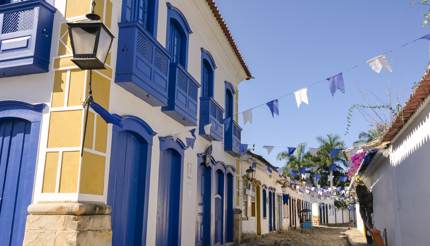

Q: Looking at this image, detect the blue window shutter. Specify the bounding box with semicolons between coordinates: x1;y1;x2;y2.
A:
262;189;267;218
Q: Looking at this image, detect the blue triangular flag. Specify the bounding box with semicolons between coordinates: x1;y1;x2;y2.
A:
299;167;306;174
266;99;279;117
329;163;337;172
315;173;321;182
327;73;345;96
288;147;296;156
420;33;430;40
89;100;122;126
186;137;196;149
189;128;196;138
330;148;342;158
239;144;248;155
339;176;348;182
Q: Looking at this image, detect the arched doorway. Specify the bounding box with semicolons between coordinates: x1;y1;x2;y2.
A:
0;101;44;246
108;116;155;246
156;137;185;246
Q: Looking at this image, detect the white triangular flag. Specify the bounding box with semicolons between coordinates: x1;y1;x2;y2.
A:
263;145;275;155
367;55;392;74
204;123;212;135
243;109;253;124
294;88;309;108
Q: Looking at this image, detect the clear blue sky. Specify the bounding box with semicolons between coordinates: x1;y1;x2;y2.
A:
216;0;430;167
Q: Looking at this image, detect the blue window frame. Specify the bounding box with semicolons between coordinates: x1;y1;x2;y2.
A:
201;48;216;98
122;0;158;36
166;3;191;69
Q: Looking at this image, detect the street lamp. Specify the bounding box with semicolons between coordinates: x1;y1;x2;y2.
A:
67;1;114;155
67;2;114;70
245;165;255;181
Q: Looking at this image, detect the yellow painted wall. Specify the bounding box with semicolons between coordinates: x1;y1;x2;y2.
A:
41;0;113;198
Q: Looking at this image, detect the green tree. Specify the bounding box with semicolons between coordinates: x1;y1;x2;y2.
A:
278;143;315;181
353;123;386;146
314;134;346;187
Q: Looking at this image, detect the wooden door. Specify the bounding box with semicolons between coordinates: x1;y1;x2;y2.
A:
196;164;211;246
0;118;38;246
108;130;149;246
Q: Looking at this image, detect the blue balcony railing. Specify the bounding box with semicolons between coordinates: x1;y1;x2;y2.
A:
224;119;241;156
162;62;199;126
199;97;224;141
0;0;55;78
115;22;170;106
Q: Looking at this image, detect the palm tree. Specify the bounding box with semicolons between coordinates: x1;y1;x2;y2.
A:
315;134;346;187
278;143;315;181
353;124;386;146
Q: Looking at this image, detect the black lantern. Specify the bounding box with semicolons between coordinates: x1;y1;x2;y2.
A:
245;166;255;180
67;2;114;70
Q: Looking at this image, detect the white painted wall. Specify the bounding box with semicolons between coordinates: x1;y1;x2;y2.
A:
361;99;430;246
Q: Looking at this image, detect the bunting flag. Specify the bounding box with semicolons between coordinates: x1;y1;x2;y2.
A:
339;176;348;182
89;100;122;126
189;128;196;138
287;147;296;156
315;173;321;182
330;148;342;158
420;33;430;40
294;88;309;108
288;169;299;177
367;55;392;74
266;99;279;117
204;123;212;135
328;73;345;96
263;145;274;155
239;144;248;155
329;163;337;172
243;109;253;124
299;167;307;174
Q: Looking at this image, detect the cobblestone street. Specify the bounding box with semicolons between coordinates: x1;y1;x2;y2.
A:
239;227;349;246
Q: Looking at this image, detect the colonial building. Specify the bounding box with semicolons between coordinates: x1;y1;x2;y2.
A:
352;68;430;246
0;0;251;245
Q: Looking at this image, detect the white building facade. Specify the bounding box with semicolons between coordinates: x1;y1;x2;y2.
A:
0;0;251;245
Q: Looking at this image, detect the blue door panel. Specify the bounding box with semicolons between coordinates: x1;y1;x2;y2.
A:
108;130;149;246
0;118;36;246
225;174;234;242
156;149;182;246
196;164;211;246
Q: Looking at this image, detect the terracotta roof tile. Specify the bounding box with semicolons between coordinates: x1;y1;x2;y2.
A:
205;0;252;80
382;68;430;142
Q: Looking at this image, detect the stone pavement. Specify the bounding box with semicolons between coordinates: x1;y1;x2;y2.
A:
344;228;369;246
239;226;349;246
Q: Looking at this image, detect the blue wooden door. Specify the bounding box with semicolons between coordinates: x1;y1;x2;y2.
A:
108;130;149;246
214;170;224;245
0;118;37;246
196;164;211;246
225;173;234;242
156;149;182;246
268;191;273;231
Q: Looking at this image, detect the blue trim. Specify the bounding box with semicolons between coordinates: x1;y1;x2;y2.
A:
108;115;155;246
196;157;212;246
224;81;235;95
166;3;192;33
0;100;43;245
113;114;156;143
0;100;46;122
201;48;217;69
262;188;267;218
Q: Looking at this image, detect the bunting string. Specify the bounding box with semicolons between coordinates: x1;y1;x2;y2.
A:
234;34;430;123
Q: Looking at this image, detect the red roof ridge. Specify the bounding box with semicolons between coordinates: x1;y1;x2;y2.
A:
382;67;430;142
